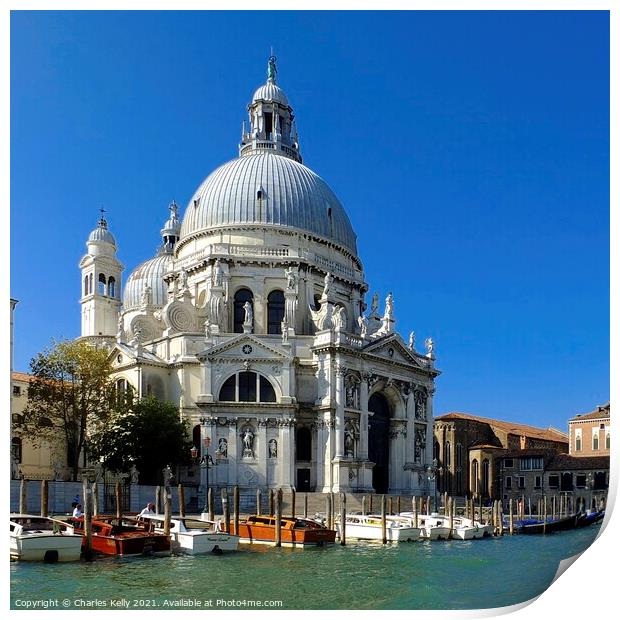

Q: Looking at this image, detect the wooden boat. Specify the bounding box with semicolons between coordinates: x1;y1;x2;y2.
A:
576;510;605;528
10;514;83;562
335;514;421;542
68;515;171;556
518;514;578;535
230;515;336;547
140;514;239;554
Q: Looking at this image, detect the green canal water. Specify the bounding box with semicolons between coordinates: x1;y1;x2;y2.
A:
11;525;601;610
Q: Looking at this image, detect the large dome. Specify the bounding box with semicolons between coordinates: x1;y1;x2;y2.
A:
179;153;358;254
122;253;173;310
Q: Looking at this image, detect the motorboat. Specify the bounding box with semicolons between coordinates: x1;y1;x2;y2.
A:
335;514;421;542
68;514;171;556
10;514;83;562
230;515;336;547
140;514;239;554
399;513;451;540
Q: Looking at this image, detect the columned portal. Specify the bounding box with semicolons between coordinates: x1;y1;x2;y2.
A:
368;392;390;493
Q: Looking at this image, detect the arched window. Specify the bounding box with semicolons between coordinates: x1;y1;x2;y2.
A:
98;273;107;296
233;289;253;333
482;459;490;496
218;372;277;403
471;460;479;495
593;434;599;451
115;378;134;407
11;437;22;463
267;290;285;334
84;275;89;296
606;433;610;450
456;443;463;465
296;427;312;461
192;425;202;457
89;274;93;295
108;276;116;298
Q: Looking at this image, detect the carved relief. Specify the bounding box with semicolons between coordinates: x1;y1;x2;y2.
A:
345;373;361;409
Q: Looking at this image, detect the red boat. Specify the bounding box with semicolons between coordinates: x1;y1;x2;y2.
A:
231;515;336;547
68;515;171;557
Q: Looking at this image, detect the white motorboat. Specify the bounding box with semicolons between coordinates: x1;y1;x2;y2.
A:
399;513;451;540
458;516;493;537
140;514;239;554
335;514;421;542
10;514;83;562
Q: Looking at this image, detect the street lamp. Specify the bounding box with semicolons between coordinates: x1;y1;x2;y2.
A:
191;438;220;514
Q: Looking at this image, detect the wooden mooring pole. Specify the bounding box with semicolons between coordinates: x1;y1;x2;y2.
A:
91;482;99;516
163;488;172;536
291;488;296;518
82;477;93;561
369;494;373;514
115;480;122;519
275;489;282;547
256;488;262;516
208;488;214;521
155;486;162;515
499;501;504;536
388;496;393;515
40;480;48;517
326;493;332;531
448;497;454;539
233;486;240;536
303;493;308;518
340;493;347;546
362;495;367;516
381;495;387;544
509;499;514;535
221;488;230;533
19;479;27;514
543;496;547;534
269;489;275;516
396;496;401;515
413;496;418;528
178;484;186;518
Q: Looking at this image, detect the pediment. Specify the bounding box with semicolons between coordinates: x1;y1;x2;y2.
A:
107;343;167;368
363;334;425;367
201;334;289;361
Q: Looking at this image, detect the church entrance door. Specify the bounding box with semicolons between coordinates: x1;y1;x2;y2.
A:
368;392;390;494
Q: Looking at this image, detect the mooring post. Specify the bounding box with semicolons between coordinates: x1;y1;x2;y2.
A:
479;494;483;524
178;484;186;518
340;493;346;546
413;495;418;528
381;495;387;545
448;497;454;539
291;488;296;518
155;486;162;515
256;488;262;516
82;477;93;561
221;488;230;533
19;478;27;514
326;493;332;531
208;488;214;522
233;486;240;536
427;495;432;515
543;496;547;534
269;489;275;516
91;482;99;516
396;495;401;515
164;488;172;536
369;494;373;514
362;495;367;516
330;492;335;528
499;501;504;536
552;495;556;521
443;492;448;516
115;480;122;519
275;489;282;547
509;499;514;535
388;496;393;515
40;480;49;517
303;493;308;518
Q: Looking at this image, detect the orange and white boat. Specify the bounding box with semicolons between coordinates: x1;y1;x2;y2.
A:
230;515;336;547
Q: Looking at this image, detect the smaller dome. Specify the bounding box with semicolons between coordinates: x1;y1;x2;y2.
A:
122;253;173;310
160;200;181;239
252;81;289;107
88;219;116;246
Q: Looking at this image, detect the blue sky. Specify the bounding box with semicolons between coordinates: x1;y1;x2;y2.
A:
10;11;609;431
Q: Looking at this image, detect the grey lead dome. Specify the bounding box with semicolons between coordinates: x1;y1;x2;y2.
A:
180;153;358;254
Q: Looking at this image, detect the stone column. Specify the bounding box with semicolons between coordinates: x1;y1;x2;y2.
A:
321;416;335;493
425;388;435;466
278;419;294;490
334;362;346;458
314;422;325;491
359;373;370;460
227;419;238;487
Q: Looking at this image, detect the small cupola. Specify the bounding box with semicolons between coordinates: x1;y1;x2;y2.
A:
160;200;181;252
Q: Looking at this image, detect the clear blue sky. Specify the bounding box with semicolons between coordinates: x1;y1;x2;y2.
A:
10;11;609;431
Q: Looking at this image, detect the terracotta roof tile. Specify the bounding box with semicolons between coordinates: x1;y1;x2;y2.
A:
547;454;610;470
436;412;568;443
569;403;610;422
11;371;33;383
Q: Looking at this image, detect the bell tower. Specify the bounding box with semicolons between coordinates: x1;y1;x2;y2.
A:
79;210;123;338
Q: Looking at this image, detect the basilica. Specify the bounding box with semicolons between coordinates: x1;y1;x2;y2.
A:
79;58;440;494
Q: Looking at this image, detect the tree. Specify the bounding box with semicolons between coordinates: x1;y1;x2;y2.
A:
88;396;192;485
20;340;115;481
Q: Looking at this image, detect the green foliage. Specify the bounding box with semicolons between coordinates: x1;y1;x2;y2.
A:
20;339;115;481
88;396;192;485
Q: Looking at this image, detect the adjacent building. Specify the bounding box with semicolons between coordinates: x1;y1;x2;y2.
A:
568;402;610;457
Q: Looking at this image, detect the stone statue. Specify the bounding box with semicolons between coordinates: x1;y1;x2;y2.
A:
425;337;434;358
178;270;189;293
242;428;255;458
281;316;289;344
344;427;355;457
204;319;211;339
117;314;124;338
218;437;228;458
140;284;152;307
322;272;334;298
408;331;415;350
129;464;139;484
333;306;345;331
213;259;223;287
269;438;278;459
383;292;394;321
243;301;253;328
285;267;297;290
370;293;379;317
267;55;277;81
358;314;368;338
